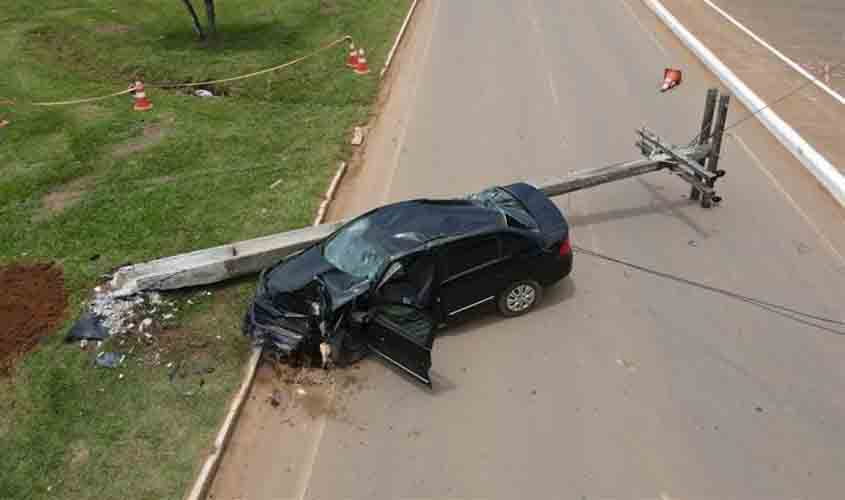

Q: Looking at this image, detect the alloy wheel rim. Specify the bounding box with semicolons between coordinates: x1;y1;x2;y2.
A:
506;284;536;312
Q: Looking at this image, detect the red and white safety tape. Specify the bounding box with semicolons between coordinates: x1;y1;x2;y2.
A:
0;35;354;108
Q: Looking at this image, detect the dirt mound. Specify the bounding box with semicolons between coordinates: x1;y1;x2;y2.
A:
0;263;67;373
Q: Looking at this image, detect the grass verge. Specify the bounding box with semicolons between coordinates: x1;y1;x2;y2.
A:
0;1;410;498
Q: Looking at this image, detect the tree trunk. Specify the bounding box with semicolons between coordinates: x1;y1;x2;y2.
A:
204;0;217;38
181;0;206;39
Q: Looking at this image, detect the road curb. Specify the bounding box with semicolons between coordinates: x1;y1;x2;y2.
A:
314;162;348;225
380;0;422;78
184;347;261;500
642;0;845;207
182;3;423;494
183;160;348;500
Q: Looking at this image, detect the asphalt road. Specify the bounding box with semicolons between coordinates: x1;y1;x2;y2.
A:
210;1;845;499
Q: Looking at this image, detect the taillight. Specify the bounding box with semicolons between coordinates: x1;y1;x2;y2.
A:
559;237;572;256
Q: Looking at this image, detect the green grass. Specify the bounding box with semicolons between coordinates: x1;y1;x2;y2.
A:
0;1;410;498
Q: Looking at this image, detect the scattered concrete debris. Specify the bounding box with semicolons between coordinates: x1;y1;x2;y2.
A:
84;288;180;338
89;290;145;336
351;126;365;146
616;358;637;372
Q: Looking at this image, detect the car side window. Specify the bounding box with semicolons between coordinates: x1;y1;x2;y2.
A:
443;236;500;279
500;232;538;257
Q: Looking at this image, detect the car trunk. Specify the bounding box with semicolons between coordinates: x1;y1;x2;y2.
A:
503;182;569;247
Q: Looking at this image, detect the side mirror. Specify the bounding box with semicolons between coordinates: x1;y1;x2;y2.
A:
376;262;403;292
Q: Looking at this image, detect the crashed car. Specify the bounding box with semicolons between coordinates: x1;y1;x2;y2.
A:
242;182;572;385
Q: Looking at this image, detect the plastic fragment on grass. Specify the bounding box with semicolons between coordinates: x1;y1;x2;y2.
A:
66;312;109;342
96;351;126;368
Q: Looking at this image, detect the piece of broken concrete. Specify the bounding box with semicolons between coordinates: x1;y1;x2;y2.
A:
351;126;365;146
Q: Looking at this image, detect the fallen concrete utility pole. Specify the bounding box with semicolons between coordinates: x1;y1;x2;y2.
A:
110;89;730;296
111;222;345;297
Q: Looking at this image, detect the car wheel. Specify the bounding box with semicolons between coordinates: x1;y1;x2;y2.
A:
497;280;543;317
334;330;370;366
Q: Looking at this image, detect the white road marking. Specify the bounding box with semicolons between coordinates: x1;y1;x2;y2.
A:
731;132;845;267
547;72;560;107
523;0;571;209
702;0;845;105
530;15;541;34
619;0;668;55
293;384;336;500
296;1;440;497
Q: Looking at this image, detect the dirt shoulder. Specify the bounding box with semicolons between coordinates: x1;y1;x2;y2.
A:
659;0;845;175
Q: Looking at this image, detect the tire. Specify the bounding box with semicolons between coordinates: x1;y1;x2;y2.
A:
336;330;370;366
497;280;543;317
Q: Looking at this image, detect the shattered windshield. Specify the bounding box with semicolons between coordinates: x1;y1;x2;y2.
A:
467;187;538;231
323;216;390;281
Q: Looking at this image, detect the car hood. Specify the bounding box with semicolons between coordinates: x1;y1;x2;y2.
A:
261;245;371;307
248;245;371;351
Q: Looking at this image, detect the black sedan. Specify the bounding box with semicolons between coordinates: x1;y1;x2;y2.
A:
243;182;572;385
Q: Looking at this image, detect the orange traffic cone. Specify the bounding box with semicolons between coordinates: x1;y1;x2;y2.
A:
132;80;153;111
346;42;358;68
354;48;370;75
661;68;682;92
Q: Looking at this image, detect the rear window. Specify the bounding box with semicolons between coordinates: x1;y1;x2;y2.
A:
467;187;538;231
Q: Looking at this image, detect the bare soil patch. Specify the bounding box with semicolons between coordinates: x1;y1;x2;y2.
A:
95;23;130;34
0;263;67;373
320;0;340;15
111;124;166;158
69;441;90;468
39;174;96;217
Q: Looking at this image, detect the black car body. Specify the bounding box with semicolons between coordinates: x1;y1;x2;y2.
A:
243;182;572;385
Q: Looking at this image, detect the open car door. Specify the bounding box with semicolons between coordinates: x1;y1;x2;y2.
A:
363;304;435;386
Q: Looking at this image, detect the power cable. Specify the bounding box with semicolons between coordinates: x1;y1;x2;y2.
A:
574;244;845;335
687;60;845;147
